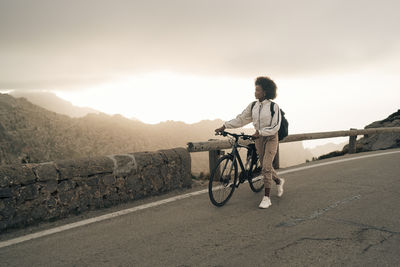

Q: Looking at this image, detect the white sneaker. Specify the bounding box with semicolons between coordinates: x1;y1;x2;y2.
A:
277;178;285;197
258;196;272;209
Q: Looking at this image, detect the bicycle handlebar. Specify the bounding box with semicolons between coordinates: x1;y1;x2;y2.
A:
216;130;255;141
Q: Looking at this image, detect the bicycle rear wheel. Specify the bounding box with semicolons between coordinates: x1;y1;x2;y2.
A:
248;157;264;192
208;155;238;207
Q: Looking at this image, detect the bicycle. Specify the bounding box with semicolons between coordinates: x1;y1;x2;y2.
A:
208;131;264;207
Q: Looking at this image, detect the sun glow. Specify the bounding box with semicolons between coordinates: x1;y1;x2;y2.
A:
51;69;400;149
54;72;252;124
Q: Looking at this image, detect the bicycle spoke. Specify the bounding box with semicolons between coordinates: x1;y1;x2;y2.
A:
209;156;237;206
248;158;264;192
252;175;263;182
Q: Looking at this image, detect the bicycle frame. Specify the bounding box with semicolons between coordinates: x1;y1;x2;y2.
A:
208;131;264;206
225;137;257;186
230;144;246;175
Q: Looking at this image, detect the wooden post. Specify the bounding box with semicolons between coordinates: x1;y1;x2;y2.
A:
207;138;222;179
273;144;280;169
209;150;221;179
348;128;357;154
209;150;220;173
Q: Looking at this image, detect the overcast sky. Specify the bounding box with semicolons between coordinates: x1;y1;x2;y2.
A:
1;0;399;146
1;0;399;88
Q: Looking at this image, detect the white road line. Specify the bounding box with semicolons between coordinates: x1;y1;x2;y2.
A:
1;149;399;249
0;189;208;249
278;150;400;175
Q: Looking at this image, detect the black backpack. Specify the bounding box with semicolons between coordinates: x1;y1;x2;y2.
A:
251;101;289;141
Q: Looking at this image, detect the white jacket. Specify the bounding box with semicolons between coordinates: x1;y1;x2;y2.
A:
224;99;281;136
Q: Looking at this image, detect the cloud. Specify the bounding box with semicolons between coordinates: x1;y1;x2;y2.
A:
1;0;399;90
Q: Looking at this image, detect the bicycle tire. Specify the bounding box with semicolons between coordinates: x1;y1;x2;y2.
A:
208;155;238;207
248;157;264;193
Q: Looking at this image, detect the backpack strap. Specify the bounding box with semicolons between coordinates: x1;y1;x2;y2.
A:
251;101;257;112
270;101;275;117
270;101;275;125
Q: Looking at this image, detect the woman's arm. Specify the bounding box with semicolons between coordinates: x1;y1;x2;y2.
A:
223;102;253;129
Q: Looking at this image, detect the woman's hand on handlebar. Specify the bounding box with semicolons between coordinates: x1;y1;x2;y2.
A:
215;125;226;134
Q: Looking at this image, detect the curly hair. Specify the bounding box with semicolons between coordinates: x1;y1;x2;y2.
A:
255;76;277;100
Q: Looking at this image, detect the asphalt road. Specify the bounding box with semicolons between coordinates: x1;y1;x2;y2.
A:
1;149;400;266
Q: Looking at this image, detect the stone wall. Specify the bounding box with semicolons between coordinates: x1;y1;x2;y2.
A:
0;147;191;231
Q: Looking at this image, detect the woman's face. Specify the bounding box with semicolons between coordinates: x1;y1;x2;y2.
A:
255;85;265;100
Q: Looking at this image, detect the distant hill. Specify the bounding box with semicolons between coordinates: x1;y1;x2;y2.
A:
279;142;313;167
0;93;335;174
307;142;346;158
9;91;100;117
0;93;225;173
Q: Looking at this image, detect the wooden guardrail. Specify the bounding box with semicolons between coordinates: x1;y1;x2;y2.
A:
187;127;400;173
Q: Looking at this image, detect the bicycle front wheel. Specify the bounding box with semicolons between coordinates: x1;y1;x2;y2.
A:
208;155;238;207
248;158;264;192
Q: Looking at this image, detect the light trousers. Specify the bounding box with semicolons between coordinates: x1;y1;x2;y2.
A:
254;133;281;189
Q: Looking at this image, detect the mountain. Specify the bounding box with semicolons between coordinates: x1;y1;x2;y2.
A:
279;142;313;168
307;142;347;159
9;91;100;117
0;93;224;173
0;93;329;174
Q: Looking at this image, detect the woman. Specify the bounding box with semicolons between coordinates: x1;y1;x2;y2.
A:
215;76;285;209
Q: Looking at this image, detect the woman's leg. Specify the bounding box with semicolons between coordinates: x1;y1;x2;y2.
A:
255;134;279;196
263;134;280;193
255;137;269;196
272;168;281;185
